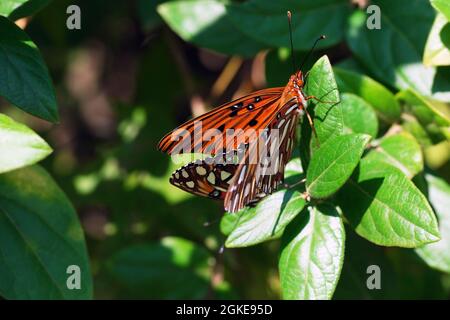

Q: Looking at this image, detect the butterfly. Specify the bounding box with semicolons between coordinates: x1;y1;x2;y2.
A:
158;13;327;213
158;69;321;212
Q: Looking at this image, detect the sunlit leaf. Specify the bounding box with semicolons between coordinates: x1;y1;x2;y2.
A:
279;205;345;300
416;174;450;273
224;190;306;248
306;133;370;198
0;113;52;174
339;159;440;248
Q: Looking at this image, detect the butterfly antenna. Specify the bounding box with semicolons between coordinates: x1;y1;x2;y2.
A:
287;11;296;73
299;35;326;71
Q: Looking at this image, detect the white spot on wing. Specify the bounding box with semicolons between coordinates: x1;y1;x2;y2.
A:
186;181;195;188
221;171;231;181
207;172;216;185
196;166;207;176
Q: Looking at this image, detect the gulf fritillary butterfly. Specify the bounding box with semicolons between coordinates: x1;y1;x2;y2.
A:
158;12;326;213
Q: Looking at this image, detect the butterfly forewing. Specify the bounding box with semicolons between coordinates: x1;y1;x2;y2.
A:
158;88;284;155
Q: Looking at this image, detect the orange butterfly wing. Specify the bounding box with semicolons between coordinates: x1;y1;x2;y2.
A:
158;88;284;155
224;99;301;212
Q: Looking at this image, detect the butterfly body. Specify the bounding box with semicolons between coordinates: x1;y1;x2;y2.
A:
158;71;309;213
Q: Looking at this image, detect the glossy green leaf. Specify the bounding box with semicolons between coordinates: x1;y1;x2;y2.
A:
279;205;345;300
305;55;343;148
397;89;450;143
346;0;450;101
416;174;450;273
224;189;306;248
431;0;450;21
157;0;265;57
423;14;450;67
0;16;58;122
306;133;370;199
0;165;92;299
108;237;211;299
397;89;450;127
339;93;378;137
0;0;52;20
284;156;304;186
365;133;423;179
339;159;440;247
334;67;401;122
0;113;52;174
401;115;434;147
227;0;351;50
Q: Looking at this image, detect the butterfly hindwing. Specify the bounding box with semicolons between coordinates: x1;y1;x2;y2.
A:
170;157;238;200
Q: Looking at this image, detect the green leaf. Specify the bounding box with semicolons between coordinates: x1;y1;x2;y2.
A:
397;89;450;143
416;174;450;273
157;0;265;57
333;226;396;299
367;133;423;179
108;237;211;299
401;115;433;147
346;0;450;101
227;0;351;50
339;93;378;137
224;189;306;248
0;165;92;299
306;133;370;199
0;0;52;20
334;67;401;122
334;226;446;299
365;132;423;179
339;159;440;248
441;23;450;49
0;113;52;174
279;205;345;300
423;14;450;67
0;16;58;122
431;0;450;21
305;55;343;148
397;89;450;128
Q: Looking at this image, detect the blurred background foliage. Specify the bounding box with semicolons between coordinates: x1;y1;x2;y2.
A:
0;0;449;299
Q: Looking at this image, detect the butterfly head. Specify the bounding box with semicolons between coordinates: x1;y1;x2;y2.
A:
293;70;304;88
288;70;304;92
